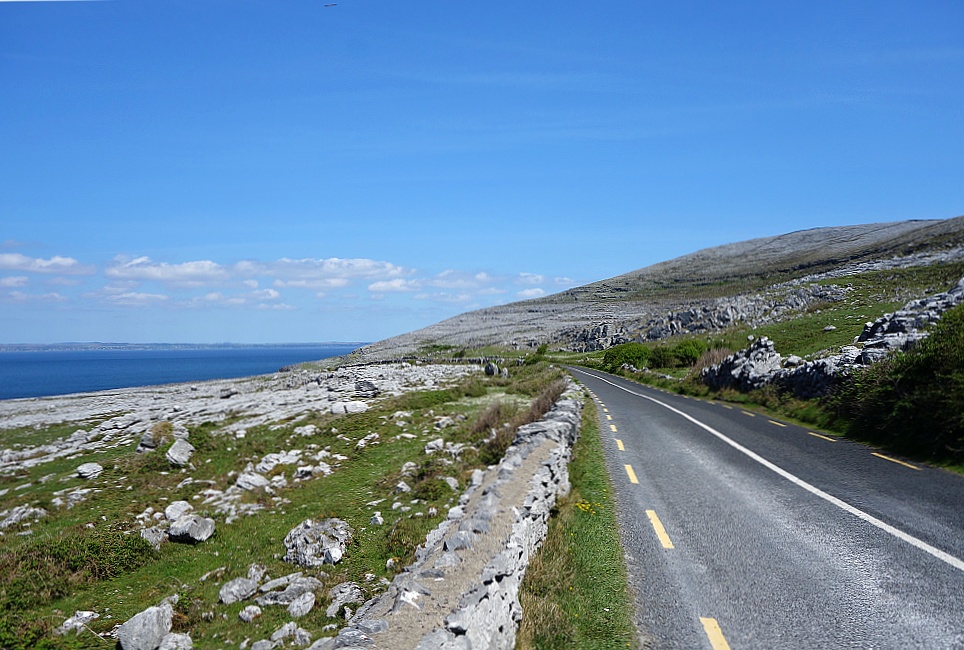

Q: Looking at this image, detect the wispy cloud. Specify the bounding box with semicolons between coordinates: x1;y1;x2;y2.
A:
106;257;230;286
3;290;67;303
0;253;95;275
0;276;28;288
517;272;545;285
516;288;546;299
368;278;420;293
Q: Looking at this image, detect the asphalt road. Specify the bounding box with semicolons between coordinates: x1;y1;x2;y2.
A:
568;367;964;650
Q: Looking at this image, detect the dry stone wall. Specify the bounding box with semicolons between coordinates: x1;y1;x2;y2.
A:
317;383;584;650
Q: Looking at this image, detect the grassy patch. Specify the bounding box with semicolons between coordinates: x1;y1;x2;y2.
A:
517;397;637;650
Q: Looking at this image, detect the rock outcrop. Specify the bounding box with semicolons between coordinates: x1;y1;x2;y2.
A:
702;277;964;397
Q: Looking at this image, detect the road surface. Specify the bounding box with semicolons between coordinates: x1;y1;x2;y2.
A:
568;367;964;649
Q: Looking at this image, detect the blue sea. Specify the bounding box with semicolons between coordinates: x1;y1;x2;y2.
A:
0;344;363;401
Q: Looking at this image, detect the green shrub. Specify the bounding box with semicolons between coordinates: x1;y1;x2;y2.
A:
0;527;156;613
601;343;650;372
830;303;964;462
648;346;676;369
672;339;707;366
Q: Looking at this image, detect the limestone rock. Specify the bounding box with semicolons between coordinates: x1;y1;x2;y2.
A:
165;439;195;466
76;462;103;480
287;591;316;618
283;518;353;568
117;602;173;650
220;577;259;604
256;576;323;607
236;472;271;491
55;610;99;636
239;605;262;622
0;505;47;530
158;633;193;650
330;400;369;414
140;526;167;550
168;514;216;544
326;582;364;618
164;500;193;521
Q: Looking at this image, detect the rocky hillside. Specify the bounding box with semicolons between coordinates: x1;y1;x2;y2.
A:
351;216;964;360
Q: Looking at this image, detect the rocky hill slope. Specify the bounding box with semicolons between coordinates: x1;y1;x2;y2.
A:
351;216;964;361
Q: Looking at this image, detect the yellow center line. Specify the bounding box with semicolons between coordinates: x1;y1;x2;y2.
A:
624;464;638;484
719;404;733;409
741;410;756;417
768;420;787;427
807;431;837;443
646;510;674;549
603;407;609;412
606;414;612;420
615;439;624;451
872;452;921;471
610;424;618;432
700;617;732;650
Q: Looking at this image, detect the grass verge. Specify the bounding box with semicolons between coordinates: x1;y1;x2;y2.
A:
516;396;637;650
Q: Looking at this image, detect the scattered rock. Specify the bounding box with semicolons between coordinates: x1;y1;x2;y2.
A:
236;472;271;491
76;462;103;480
256;576;323;607
140;526;166;550
283;518;353;568
164;500;194;521
168;514;216;544
330;401;369;414
0;504;47;530
117;602;173;650
166;439;195;466
326;582;364;618
158;632;193;650
220;577;259;604
287;591;315;618
239;605;263;622
55;610;99;635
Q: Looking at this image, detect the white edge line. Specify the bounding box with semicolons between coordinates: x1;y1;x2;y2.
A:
571;368;964;573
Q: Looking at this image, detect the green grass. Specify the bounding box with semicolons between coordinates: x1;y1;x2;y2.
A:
517;397;637;650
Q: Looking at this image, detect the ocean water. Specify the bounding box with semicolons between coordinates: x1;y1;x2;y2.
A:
0;344;362;400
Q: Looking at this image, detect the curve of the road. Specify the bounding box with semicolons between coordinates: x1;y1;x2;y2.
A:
568;366;964;650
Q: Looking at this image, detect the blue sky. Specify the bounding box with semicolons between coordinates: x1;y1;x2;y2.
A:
2;1;962;343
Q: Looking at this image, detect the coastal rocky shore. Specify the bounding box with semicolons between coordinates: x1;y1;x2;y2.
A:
1;361;583;650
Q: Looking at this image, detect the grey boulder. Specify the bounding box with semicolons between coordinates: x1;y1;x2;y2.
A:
283;518;353;568
165;439;195;466
117;602;173;650
220;577;259;604
168;514;215;544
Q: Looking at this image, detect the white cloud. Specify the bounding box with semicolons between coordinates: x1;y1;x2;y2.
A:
516;288;545;299
517;272;545;285
414;291;473;303
0;253;95;275
0;276;28;288
427;269;500;290
4;290;67;303
273;278;350;290
554;276;574;285
106;256;229;286
243;279;259;289
251;288;281;300
259;257;412;282
368;278;421;292
103;291;170;306
258;302;296;311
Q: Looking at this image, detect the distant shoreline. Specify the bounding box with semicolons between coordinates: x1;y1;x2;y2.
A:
0;342;369;353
